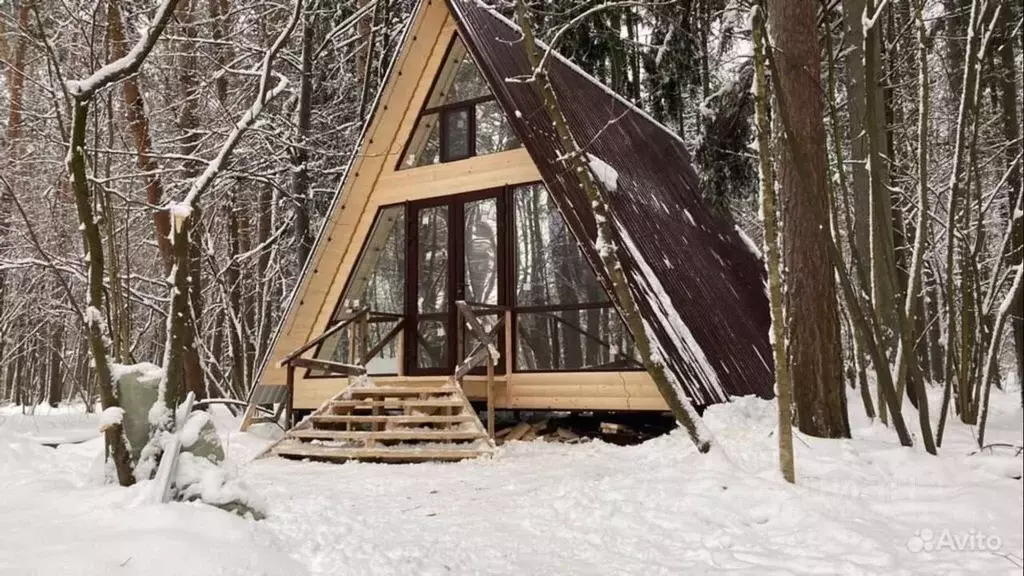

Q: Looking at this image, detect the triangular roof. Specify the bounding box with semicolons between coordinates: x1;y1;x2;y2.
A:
447;0;773;405
253;0;773;408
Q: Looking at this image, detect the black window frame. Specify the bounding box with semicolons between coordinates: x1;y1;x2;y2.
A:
396;35;510;170
308;185;644;379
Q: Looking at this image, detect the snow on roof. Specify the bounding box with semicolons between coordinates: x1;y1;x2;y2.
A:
448;0;774;405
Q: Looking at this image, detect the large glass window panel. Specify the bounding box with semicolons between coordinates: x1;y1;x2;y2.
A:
513;184;608;307
442;108;471;161
362;319;402;375
340;205;406;313
416;318;448;370
462;311;501;364
398;36;522;171
464;197;498;305
401;113;441;169
417;205;449;314
516;307;637;371
313;205;406;374
425;38;491;108
314;318;402;376
475;100;520;155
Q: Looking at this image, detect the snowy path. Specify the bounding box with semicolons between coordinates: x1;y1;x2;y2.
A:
2;391;1022;575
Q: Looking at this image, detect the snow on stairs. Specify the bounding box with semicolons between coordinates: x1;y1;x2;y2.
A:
272;383;494;463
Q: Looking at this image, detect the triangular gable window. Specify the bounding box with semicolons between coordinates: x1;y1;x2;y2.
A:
399;36;521;169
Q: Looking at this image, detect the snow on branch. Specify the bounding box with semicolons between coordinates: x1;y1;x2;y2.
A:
176;0;302;212
65;0;179;100
861;0;890;32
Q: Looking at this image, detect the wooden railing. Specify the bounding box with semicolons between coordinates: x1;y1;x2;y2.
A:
278;307;405;427
453;300;508;437
276;301;634;435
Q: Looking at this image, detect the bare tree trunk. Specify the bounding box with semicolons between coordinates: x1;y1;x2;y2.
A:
47;323;63;407
291;13;314;269
69;98;136;486
939;0;985;433
63;0;180;486
107;0;172;272
891;0;937;455
767;0;849;438
992;4;1022;387
176;0;207;402
752;6;794;483
842;0;892;297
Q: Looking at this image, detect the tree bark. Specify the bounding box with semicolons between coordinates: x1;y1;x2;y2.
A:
752;6;795;482
47;323;63;407
292;14;314;269
69;98;136;486
175;0;207;402
842;0;892;293
992;4;1022;387
767;0;849;438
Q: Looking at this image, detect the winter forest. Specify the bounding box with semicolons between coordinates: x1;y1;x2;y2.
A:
0;0;1021;573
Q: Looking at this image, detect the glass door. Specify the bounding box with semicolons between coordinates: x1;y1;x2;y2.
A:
460;194;506;374
407;200;451;375
405;190;505;376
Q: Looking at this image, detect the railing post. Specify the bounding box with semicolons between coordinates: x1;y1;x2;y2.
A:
285;363;295;429
504;309;512;376
455;304;464;387
357;312;368;363
486;352;495;438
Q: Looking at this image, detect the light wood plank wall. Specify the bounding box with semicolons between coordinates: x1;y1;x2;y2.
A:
261;0;667;413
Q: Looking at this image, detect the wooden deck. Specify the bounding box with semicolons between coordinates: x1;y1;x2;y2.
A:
272;383;493;463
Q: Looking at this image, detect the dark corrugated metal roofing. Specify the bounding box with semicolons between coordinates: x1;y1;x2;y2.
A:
446;0;774;406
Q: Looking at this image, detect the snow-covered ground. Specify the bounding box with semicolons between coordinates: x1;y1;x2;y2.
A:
1;387;1021;575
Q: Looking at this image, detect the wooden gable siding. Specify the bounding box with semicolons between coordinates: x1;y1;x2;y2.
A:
256;2;660;413
446;1;774;406
256;0;451;391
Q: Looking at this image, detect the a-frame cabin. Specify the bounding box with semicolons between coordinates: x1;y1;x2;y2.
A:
244;0;774;461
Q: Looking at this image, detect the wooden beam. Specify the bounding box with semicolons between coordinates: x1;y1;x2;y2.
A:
288;357;367;376
486;352;495;438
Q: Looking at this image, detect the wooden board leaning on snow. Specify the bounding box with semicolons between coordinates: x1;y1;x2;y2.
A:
149;392;195;504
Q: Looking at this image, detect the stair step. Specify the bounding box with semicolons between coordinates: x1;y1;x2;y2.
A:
275;443;488;462
347;386;458;398
329;399;464;410
312;414;476;425
290;429;486;442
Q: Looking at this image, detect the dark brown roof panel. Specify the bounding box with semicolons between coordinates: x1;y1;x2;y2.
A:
447;0;774;406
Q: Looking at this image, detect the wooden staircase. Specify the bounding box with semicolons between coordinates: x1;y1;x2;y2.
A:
272;381;493;463
264;302;503;464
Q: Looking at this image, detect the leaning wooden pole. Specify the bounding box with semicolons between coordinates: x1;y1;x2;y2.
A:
751;6;794;483
513;0;711;452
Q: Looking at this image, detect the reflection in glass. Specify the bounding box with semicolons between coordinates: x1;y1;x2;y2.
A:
416;319;448;369
514;183;608;307
464;198;498;305
426;38;491;107
475;100;519;155
463;312;500;363
417;205;449;314
443;108;471;161
401;113;441;169
516;308;636;371
314;205;406;374
399;36;522;170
